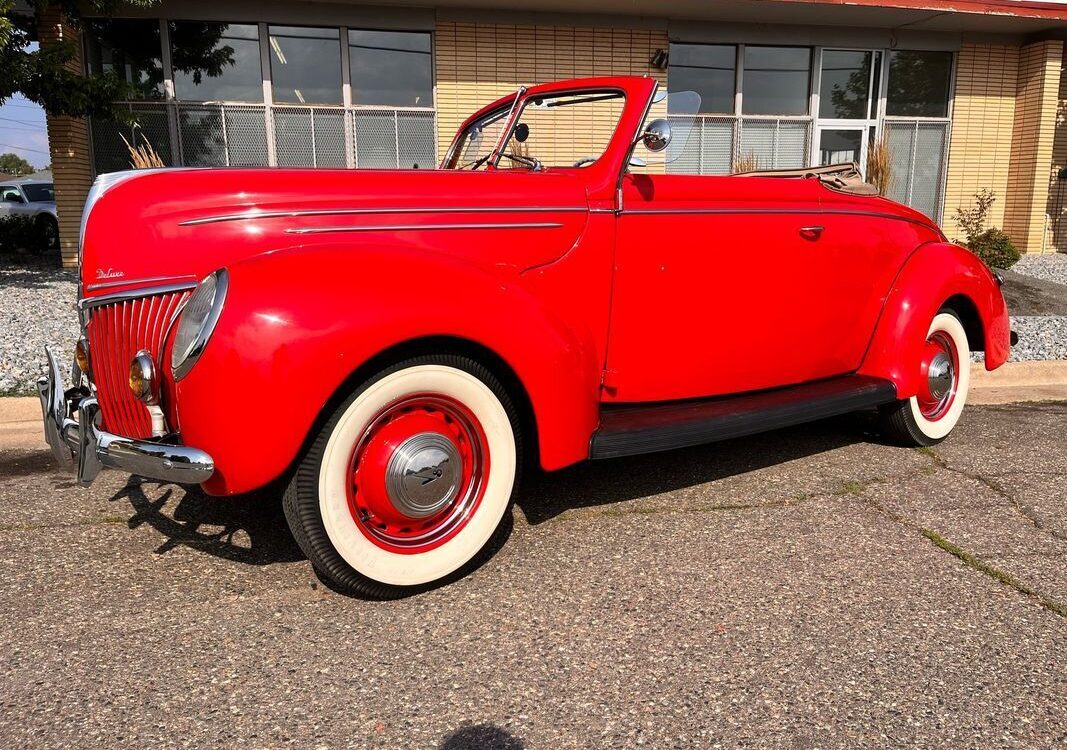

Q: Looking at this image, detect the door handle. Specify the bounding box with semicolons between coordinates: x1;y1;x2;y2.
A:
799;225;824;240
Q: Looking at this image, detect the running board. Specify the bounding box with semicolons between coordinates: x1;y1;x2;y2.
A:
590;375;898;460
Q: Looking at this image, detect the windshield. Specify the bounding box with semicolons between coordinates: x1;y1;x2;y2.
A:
21;183;54;202
446;102;515;170
496;90;625;170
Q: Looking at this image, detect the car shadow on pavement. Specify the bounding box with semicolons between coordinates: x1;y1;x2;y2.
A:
516;413;872;525
103;413;872;570
109;475;304;565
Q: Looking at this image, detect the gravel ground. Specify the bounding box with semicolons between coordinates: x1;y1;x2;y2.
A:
1013;252;1067;286
1006;316;1067;361
0;256;78;394
0;253;1062;396
1;403;1065;748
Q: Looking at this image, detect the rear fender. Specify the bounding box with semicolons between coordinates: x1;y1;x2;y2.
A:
858;242;1010;398
175;243;601;495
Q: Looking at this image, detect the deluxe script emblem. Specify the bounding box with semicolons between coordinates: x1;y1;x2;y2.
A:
95;268;125;280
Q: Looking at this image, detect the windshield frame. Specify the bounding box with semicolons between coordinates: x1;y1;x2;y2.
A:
441;87;525;170
489;87;627;172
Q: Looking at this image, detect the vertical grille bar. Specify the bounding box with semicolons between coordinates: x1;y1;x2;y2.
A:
86;289;191;439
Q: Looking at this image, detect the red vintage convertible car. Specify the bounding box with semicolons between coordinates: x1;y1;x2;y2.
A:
41;76;1011;596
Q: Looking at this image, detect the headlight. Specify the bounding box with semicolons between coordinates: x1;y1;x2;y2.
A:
171;269;228;380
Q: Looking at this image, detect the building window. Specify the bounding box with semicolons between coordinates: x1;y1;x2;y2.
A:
268;26;343;105
667;43;736;114
348;30;433;107
170;22;263;102
886;50;952;117
742;46;811;116
818;49;874;120
83;18;164;100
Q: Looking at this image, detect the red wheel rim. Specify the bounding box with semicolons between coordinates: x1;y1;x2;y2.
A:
346;394;489;554
917;330;959;421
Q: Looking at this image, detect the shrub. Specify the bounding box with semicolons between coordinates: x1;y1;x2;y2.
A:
952;189;1020;270
967;228;1020;270
0;215;40;253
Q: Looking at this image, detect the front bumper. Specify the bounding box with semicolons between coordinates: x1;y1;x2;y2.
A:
37;347;214;487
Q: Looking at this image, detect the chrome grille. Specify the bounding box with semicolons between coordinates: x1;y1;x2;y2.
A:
85;289;190;439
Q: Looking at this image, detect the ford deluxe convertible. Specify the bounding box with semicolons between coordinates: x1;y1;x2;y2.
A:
40;76;1011;596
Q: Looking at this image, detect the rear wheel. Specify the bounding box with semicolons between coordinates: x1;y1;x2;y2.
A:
283;355;520;598
879;310;970;446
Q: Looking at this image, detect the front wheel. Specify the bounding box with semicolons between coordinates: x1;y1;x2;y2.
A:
878;310;971;446
283;355;520;598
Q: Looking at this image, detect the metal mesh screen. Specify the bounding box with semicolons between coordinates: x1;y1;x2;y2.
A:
397;111;436;170
90;104;173;174
274;107;347;167
666;116;735;175
176;104;269;167
885;120;949;222
739;119;810;170
91;102;437;174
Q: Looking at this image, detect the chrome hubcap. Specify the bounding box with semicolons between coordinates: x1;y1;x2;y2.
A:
385;432;461;518
927;352;954;400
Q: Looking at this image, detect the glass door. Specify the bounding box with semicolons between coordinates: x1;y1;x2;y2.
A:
814;49;881;174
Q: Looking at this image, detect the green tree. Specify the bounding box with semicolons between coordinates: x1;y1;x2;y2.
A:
3;2;239;120
1;1;156;117
0;152;34;175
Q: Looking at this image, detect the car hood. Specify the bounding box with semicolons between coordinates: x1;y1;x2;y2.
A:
79;167;590;300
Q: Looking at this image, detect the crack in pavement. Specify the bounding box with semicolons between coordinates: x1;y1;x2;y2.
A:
915;447;1067;543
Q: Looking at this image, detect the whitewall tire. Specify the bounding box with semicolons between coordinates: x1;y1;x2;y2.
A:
879;310;970;446
284;355;520;598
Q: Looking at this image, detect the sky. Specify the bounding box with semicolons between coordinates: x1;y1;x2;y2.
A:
0;43;50;171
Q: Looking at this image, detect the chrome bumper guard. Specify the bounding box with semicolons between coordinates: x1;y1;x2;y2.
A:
37;347;214;487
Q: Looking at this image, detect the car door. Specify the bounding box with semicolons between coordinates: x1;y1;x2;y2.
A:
0;186;24;219
603;172;864;404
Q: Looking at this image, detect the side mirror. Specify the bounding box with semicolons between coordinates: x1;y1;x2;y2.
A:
640;119;672;152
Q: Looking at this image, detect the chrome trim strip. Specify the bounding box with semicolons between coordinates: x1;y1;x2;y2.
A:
285;222;564;235
619;207;937;228
85;274;197;292
179;205;586;226
79;281;197;310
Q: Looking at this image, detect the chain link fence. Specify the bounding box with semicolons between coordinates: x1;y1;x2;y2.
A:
90;102;437;174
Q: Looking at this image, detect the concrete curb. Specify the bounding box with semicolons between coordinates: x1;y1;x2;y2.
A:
969;361;1067;404
1;362;1064;449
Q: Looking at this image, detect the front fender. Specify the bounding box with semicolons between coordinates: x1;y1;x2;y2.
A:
175;243;601;495
858;242;1010;398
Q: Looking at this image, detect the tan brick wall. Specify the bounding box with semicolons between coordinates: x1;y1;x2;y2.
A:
39;8;93;269
942;44;1019;242
434;22;668;169
1003;39;1063;254
1046;46;1067;253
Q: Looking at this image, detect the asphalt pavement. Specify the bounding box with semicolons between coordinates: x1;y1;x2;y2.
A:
0;403;1064;749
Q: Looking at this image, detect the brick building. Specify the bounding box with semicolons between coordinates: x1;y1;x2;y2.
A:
32;0;1067;267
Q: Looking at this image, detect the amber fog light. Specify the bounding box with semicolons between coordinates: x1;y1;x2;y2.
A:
129;350;157;404
75;337;90;373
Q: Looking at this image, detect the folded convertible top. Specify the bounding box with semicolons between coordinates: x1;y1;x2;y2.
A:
734;162;880;196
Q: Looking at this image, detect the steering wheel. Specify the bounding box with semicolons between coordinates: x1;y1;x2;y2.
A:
573;157;597;168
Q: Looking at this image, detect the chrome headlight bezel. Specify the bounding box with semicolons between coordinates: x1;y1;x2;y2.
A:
171;269;228;381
